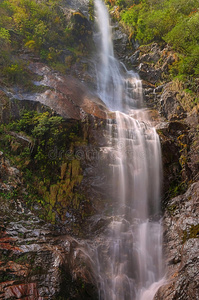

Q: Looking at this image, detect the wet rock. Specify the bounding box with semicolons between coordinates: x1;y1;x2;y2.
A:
128;43;178;85
0;158;21;192
63;0;90;17
0;95;115;297
112;23;129;59
29;62;111;120
155;79;199;201
154;84;165;94
155;79;199;185
139;43;161;64
157;118;191;202
160;83;186;120
185;107;199;182
0;90;52;125
3;282;41;300
138;63;162;84
155;182;199;300
71;11;93;49
130;50;140;66
1;62;114;122
0;196;98;299
89;216;113;235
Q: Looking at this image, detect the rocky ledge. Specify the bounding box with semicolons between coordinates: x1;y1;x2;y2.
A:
1;61;114;122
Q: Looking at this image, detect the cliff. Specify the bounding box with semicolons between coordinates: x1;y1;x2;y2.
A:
0;0;198;299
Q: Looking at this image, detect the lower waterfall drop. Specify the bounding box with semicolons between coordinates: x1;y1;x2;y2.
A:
93;0;165;299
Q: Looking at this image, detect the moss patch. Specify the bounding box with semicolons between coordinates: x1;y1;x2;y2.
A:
182;224;199;243
0;109;92;228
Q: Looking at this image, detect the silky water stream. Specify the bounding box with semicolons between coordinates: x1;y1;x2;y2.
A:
93;1;165;299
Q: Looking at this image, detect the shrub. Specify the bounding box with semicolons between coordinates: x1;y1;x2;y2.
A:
117;0;199;77
0;27;11;46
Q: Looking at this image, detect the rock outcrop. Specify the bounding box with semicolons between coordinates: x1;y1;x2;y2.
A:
128;43;177;85
155;182;199;300
1;62;112;122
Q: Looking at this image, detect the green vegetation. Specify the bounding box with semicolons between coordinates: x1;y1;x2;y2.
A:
182;224;199;243
0;0;69;56
106;0;199;79
0;0;93;85
0;110;90;226
167;181;187;201
89;0;95;21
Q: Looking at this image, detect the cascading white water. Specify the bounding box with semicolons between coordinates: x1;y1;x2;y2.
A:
94;0;142;112
94;0;165;299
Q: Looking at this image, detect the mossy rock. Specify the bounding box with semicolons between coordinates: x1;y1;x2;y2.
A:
71;159;82;177
182;224;199;243
71;10;93;51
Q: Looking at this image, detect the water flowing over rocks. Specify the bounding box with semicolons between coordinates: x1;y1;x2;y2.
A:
125;36;199;300
92;1;165;299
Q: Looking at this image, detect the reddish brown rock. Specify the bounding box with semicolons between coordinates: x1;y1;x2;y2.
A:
4;283;41;300
29;62;111;120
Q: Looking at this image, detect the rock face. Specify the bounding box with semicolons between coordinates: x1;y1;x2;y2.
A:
0;89;53;124
0;154;98;299
128;40;199;300
157;84;199;201
0;213;98;299
128;43;177;85
156;99;199;299
27;62;111;120
112;23;129;60
64;0;90;17
157;120;190;201
0;54;115;300
0;1;198;299
160;83;186;121
155;182;199;300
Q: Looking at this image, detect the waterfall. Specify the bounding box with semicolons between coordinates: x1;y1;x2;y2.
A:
93;0;165;299
94;0;142;112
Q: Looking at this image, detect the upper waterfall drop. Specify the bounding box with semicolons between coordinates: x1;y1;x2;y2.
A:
93;0;165;299
94;0;143;112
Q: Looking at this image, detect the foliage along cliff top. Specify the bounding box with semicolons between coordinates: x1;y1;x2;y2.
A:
0;0;93;86
0;0;198;85
105;0;199;79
